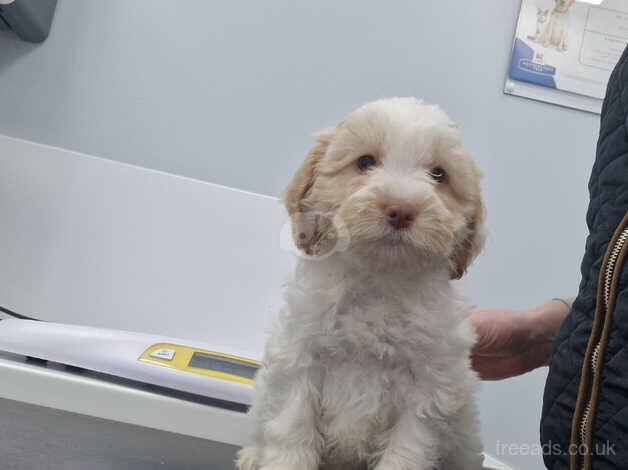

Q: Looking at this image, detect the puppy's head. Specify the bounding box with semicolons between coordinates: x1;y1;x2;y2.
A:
537;8;549;21
284;98;484;278
555;0;574;12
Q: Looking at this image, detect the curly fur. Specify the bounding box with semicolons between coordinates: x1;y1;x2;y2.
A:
237;98;486;470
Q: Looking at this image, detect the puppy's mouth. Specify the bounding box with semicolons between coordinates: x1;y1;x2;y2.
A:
380;229;413;246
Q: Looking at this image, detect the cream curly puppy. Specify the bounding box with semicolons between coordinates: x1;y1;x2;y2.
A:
540;0;575;52
237;98;485;470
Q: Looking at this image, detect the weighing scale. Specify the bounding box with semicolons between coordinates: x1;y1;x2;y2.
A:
0;318;513;469
0;318;260;412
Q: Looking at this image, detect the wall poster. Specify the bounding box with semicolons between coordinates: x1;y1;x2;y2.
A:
506;0;628;113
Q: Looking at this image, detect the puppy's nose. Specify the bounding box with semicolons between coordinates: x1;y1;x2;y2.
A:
385;205;416;230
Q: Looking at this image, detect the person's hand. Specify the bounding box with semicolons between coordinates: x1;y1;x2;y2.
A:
469;300;570;380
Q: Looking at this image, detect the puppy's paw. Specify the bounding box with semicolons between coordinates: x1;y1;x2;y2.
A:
374;458;430;470
256;458;319;470
441;451;484;470
235;446;261;470
373;464;421;470
258;466;297;470
237;448;316;470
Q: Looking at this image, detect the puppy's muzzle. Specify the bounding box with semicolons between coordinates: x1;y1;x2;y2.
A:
384;205;417;230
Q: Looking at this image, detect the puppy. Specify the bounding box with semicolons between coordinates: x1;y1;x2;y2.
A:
528;7;550;42
237;98;485;470
540;0;575;52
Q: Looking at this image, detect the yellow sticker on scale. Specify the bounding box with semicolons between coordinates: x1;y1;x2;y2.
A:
139;343;261;385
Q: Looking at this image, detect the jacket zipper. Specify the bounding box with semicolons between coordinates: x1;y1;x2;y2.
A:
571;213;628;470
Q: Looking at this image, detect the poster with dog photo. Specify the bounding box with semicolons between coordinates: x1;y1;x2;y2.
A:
507;0;628;111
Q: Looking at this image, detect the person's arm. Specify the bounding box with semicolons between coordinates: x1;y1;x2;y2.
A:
469;299;570;380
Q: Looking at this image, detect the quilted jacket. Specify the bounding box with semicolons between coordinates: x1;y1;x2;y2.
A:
540;46;628;469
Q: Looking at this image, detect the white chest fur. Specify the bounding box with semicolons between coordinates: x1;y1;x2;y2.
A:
241;258;483;470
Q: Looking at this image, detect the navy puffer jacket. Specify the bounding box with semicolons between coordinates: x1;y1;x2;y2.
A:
540;46;628;469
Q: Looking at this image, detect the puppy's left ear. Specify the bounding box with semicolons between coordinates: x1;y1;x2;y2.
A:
450;187;486;280
283;128;335;254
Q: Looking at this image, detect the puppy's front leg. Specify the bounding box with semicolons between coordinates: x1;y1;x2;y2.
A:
559;31;568;51
374;410;440;470
440;401;484;470
238;371;322;470
540;21;552;47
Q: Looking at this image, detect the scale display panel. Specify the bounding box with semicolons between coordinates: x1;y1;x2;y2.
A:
139;343;261;385
189;352;258;380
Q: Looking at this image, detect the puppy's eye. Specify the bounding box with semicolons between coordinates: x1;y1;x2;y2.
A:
356;155;377;171
428;167;446;183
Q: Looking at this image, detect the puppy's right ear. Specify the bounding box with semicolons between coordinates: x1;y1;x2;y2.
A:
283;128;335;254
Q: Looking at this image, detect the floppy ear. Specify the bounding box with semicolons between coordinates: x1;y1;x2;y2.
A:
283;128;335;254
450;194;486;280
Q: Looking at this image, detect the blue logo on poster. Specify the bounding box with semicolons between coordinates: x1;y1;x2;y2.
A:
509;38;556;89
519;60;556;75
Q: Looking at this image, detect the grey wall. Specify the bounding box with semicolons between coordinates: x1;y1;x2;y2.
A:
0;0;597;195
0;0;598;297
0;1;602;468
